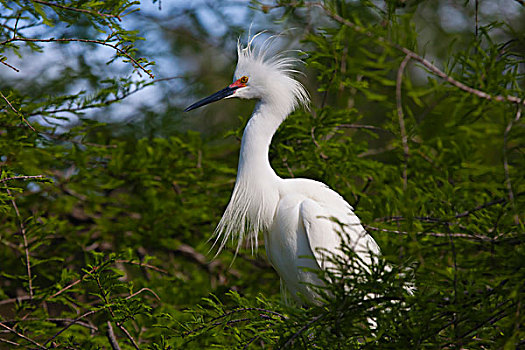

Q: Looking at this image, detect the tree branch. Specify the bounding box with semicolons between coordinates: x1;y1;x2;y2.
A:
270;2;525;106
0;322;46;349
1;37;154;79
44;310;97;345
107;321;121;350
364;224;492;241
0;90;36;131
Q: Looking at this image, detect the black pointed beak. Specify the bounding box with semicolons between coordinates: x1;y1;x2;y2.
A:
184;85;237;112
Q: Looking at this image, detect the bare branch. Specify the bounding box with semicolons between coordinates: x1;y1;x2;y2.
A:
396;54;411;189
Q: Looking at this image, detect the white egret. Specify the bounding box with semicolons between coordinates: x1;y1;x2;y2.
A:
185;35;380;304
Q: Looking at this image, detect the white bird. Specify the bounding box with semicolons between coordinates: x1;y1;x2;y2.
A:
185;34;380;304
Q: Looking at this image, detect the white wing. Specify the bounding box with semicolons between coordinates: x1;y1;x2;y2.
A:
296;180;380;272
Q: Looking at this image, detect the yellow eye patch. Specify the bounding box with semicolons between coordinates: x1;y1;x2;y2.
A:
240;76;248;84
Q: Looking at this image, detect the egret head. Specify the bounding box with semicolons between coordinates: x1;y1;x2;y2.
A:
185;33;309;113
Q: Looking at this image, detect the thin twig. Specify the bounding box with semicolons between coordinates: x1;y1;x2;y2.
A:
0;337;20;346
336;123;391;133
503;106;521;224
1;59;20;72
364;224;491;241
125;287;161;301
243;334;261;349
0;322;46;349
2;318;97;331
396;54;411;189
0;90;36;131
3;185;33;298
116;324;140;350
1;37;154;79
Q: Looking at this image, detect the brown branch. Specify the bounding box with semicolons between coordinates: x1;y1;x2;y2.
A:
115;323;140;350
3;185;33;298
33;0;122;20
336;123;391;133
125;287;161;301
0;321;46;349
272;2;525;106
396;54;411;189
1;37;154;79
364;224;492;241
1;58;20;72
0;90;36;131
107;321;121;350
0;336;20;346
503;106;521;224
2;318;97;331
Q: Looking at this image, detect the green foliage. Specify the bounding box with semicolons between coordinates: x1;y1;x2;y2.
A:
1;0;524;349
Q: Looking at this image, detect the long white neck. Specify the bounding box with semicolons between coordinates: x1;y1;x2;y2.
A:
213;100;288;253
237;101;284;184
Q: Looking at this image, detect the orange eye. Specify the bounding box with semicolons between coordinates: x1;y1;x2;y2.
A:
240;76;248;84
